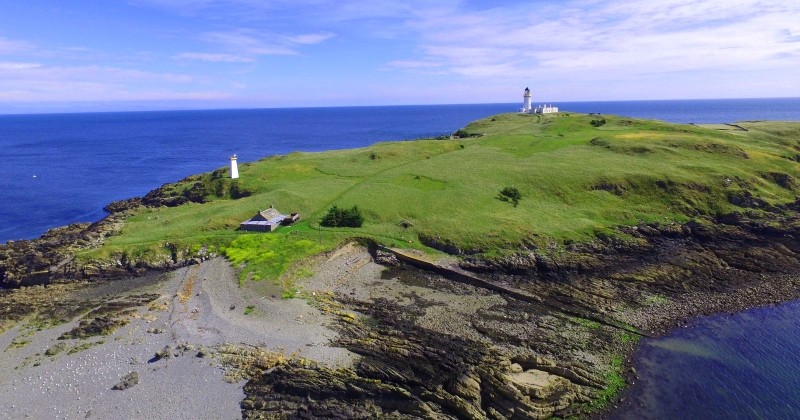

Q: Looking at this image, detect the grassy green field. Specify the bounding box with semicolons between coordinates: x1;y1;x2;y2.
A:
77;113;800;285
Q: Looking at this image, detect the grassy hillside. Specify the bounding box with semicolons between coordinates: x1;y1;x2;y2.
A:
77;113;800;284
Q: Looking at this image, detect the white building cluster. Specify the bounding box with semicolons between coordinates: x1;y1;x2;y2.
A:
520;87;558;114
531;104;558;114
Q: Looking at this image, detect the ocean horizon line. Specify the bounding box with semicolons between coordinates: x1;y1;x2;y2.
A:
2;96;800;117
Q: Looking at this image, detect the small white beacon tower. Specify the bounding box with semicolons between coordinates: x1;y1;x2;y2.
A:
522;87;532;113
230;154;239;179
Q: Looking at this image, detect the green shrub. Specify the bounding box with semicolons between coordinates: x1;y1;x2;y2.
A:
281;287;298;299
212;179;227;197
182;182;209;203
591;118;607;127
320;205;364;227
498;186;522;207
589;137;610;148
229;181;252;199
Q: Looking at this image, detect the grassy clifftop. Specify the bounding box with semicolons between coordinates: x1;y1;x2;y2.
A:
77;112;800;283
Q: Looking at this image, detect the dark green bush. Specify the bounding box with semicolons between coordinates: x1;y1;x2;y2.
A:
320;205;364;227
591;118;606;127
229;181;253;199
183;182;209;203
212;179;227;197
453;129;470;138
498;186;522;207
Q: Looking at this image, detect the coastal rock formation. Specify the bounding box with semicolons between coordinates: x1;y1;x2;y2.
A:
0;177;214;288
2;210;799;418
237;208;800;418
241;297;593;419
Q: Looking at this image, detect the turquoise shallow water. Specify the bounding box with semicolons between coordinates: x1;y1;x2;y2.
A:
610;299;800;419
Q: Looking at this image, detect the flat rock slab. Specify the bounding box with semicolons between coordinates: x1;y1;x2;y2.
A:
509;369;570;399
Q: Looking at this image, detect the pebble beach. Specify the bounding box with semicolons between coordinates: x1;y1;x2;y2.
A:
0;257;354;419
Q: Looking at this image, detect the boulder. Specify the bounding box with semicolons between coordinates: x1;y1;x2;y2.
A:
112;371;139;390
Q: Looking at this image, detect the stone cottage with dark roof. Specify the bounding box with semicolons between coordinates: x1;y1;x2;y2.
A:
239;206;287;232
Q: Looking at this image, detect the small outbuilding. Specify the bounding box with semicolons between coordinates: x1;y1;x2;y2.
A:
239;206;292;232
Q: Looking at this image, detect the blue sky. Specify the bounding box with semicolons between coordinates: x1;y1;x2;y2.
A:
0;0;799;113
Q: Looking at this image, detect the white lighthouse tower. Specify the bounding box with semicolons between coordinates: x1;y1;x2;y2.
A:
522;87;532;113
230;154;239;179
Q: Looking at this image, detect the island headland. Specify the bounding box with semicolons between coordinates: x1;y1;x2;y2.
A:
1;112;799;418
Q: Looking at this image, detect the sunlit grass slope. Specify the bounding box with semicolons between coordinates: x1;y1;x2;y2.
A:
78;113;800;282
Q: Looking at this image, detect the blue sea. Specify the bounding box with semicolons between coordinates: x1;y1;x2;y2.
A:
1;97;800;417
611;301;800;419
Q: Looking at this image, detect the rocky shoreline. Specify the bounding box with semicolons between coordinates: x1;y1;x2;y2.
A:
234;213;800;419
2;182;800;417
0;178;218;288
229;206;797;418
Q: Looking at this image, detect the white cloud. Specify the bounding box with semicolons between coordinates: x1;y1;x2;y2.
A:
0;88;234;102
4;0;800;108
283;32;335;45
174;52;256;62
201;31;298;55
388;0;800;88
0;63;208;102
385;60;443;69
185;29;335;63
0;36;34;54
133;0;441;21
0;62;42;70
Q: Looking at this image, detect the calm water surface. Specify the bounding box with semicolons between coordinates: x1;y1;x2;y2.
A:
611;298;800;419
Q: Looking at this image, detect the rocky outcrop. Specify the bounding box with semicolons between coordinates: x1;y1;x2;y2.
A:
456;211;800;283
0;216;124;288
241;298;594;419
112;372;139;391
0;176;219;288
419;233;483;256
238;208;800;419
